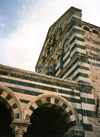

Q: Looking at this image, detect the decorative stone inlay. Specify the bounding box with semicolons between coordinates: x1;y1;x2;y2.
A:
49;57;56;64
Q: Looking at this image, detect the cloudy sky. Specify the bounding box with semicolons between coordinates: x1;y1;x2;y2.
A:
0;0;100;72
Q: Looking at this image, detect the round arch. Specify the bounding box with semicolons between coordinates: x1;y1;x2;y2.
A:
24;93;81;128
82;25;91;32
59;33;69;51
92;28;99;35
0;83;22;120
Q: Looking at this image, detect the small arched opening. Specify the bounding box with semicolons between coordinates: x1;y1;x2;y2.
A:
92;29;99;35
24;104;69;137
23;94;81;137
0;98;14;137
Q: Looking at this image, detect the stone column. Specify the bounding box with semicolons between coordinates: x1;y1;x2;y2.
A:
14;125;27;137
50;57;56;76
58;49;63;69
10;120;31;137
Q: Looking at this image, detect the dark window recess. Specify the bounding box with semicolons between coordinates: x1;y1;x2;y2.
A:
83;26;90;32
92;29;99;35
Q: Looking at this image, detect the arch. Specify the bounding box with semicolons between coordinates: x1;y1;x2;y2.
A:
83;25;90;32
0;83;22;120
24;93;81;128
60;15;68;29
92;29;99;35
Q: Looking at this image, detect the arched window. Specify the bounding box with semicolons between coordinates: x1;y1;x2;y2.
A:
83;26;90;32
92;29;99;35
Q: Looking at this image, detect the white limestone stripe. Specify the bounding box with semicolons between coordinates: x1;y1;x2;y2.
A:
55;61;60;71
32;103;38;109
0;75;77;93
41;98;47;104
63;50;70;61
51;97;55;104
73;69;90;79
78;114;82;121
13;108;19;113
55;69;61;76
26;109;32;116
75;76;91;83
1;91;8;98
89;58;100;64
63;57;71;68
70;40;85;50
14;92;36;101
62;61;89;79
70;47;86;59
71;102;81;109
65;114;75;123
83;116;91;124
81;103;95;111
65;107;71;113
69;33;84;42
8;98;15;106
82;116;97;124
57;100;63;107
0;82;80;99
81;93;94;99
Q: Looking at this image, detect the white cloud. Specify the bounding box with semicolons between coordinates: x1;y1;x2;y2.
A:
0;23;5;27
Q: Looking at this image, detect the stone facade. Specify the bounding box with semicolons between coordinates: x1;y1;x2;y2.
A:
0;6;100;137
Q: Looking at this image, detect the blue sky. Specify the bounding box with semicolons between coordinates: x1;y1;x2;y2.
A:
0;0;100;72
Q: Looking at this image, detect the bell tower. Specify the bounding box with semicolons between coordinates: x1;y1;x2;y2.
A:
35;6;90;85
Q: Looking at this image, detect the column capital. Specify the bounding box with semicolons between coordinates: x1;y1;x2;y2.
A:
49;57;56;64
58;49;63;55
10;120;31;137
64;126;85;137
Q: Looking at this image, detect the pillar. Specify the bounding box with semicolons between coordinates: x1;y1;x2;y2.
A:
58;49;63;69
10;120;31;137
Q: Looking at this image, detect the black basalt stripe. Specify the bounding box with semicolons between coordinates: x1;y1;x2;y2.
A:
20;99;30;104
78;80;91;85
35;99;42;107
75;108;96;118
66;121;76;129
70;36;85;45
88;61;100;67
83;123;93;131
63;54;70;64
70;44;86;53
72;72;89;81
65;65;89;79
89;55;100;61
81;97;95;104
0;77;73;92
12;103;18;109
61;96;81;103
60;57;89;78
8;87;42;96
86;45;100;52
59;89;80;96
0;89;3;95
0;77;57;92
29;105;35;111
6;94;12;101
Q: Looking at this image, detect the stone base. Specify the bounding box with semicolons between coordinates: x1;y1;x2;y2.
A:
64;126;85;137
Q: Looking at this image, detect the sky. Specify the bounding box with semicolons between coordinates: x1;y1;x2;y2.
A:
0;0;100;72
